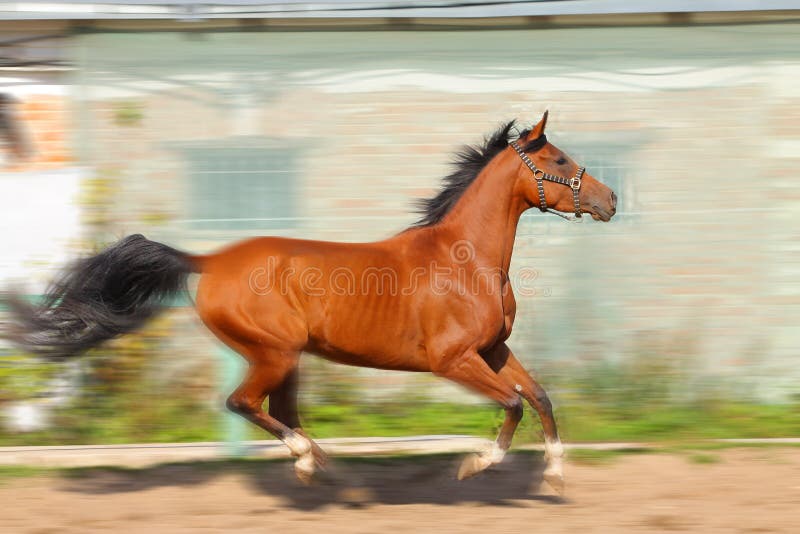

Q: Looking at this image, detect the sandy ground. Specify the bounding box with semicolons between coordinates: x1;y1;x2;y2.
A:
2;448;799;533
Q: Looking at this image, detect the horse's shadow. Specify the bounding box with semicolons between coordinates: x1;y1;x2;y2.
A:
60;452;564;510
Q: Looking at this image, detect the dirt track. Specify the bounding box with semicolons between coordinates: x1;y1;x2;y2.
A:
3;448;799;533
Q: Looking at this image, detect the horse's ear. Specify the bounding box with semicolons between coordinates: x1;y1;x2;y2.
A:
528;110;549;139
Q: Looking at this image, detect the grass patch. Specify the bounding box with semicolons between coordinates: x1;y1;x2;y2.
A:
0;400;798;447
556;403;800;443
299;402;507;440
0;465;52;482
301;402;800;444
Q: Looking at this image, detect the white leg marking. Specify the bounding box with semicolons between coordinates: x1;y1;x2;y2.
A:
284;431;315;482
542;438;565;493
458;439;510;480
485;440;506;465
474;440;506;472
544;438;564;461
294;451;316;476
283;430;312;457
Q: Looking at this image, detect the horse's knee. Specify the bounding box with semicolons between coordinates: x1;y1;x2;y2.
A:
507;396;524;422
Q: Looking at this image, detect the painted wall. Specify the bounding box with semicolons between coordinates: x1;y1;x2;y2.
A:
3;21;799;404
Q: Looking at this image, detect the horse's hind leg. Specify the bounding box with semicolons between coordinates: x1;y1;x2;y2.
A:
268;366;329;469
224;348;317;483
484;343;565;493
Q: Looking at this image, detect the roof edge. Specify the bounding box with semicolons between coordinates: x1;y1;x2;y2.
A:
1;1;799;22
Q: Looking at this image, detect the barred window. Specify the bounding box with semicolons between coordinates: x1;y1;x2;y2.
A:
181;142;298;232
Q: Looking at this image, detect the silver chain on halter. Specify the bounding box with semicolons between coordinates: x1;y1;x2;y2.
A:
509;140;585;222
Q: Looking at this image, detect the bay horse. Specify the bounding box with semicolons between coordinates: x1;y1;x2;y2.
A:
5;112;616;493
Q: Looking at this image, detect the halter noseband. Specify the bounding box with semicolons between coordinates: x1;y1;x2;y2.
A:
509;139;585;221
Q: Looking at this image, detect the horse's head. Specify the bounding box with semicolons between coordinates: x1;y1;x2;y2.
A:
512;111;616;221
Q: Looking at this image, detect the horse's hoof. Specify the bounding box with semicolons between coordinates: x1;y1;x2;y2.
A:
542;468;565;495
293;428;328;469
294;453;316;485
312;448;329;469
458;452;492;480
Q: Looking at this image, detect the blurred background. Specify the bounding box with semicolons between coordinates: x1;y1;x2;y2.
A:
1;1;799;448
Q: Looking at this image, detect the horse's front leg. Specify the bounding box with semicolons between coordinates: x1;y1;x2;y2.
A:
431;349;523;480
483;342;565;494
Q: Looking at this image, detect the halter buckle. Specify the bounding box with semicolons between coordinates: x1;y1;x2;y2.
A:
570;176;581;190
533;169;544;180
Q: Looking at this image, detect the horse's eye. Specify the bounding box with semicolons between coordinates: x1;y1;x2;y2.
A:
556;157;567;165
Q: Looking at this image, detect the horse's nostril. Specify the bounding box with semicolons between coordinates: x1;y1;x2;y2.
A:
611;191;618;208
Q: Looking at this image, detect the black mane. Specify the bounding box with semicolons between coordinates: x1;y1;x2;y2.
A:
413;120;545;227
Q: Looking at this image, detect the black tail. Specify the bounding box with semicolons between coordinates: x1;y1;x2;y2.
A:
3;234;198;359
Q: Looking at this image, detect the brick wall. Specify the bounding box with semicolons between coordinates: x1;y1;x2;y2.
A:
9;21;799;401
2;91;72;170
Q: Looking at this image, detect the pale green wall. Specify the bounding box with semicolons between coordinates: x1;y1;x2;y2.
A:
72;22;800;400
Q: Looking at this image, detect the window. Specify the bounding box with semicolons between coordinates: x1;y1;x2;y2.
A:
181;142;298;231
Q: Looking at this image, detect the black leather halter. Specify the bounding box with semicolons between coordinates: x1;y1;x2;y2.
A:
509;140;585;221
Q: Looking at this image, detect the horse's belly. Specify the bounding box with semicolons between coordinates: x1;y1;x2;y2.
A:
306;339;430;372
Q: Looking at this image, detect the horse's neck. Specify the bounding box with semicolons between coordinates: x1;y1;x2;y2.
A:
440;159;526;273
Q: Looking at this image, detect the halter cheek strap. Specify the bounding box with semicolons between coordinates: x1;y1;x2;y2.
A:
509;140;585;221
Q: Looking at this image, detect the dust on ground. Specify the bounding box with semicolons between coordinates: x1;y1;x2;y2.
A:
3;448;799;533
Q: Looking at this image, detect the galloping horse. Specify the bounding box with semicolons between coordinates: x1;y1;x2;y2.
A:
5;112;616;493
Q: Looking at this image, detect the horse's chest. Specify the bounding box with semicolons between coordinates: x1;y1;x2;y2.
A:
473;281;517;347
498;282;517;340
